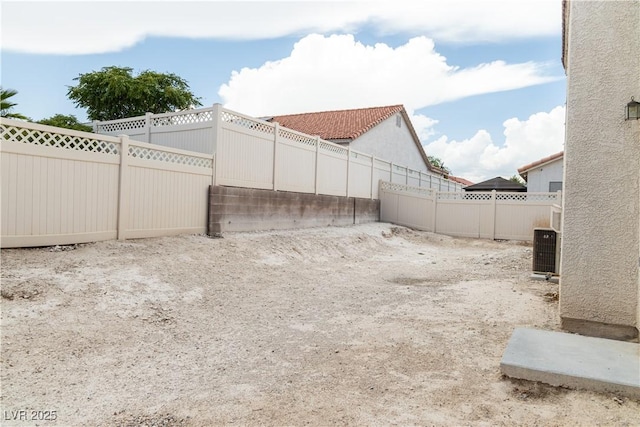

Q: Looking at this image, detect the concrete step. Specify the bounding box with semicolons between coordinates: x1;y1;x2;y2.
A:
500;328;640;398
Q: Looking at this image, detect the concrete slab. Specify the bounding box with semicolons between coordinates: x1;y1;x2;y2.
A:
529;273;559;284
500;328;640;398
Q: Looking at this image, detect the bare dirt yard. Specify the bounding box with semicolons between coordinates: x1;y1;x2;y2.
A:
1;223;639;426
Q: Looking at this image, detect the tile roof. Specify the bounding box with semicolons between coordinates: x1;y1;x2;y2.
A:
449;176;474;186
270;105;405;141
269;105;441;175
517;151;564;176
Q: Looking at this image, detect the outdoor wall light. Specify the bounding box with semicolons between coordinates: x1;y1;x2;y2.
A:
626;97;640;120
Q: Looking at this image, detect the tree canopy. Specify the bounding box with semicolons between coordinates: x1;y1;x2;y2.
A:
67;66;202;121
1;87;29;120
508;174;526;186
427;155;451;174
38;114;92;132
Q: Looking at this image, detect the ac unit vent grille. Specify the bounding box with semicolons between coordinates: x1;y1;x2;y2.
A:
533;228;557;274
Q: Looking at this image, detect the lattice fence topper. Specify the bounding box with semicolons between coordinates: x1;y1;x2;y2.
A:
151;110;214;127
128;145;213;168
97;119;146;133
1;123;120;155
278;128;316;147
221;111;274;135
497;193;560;202
380;181;434;196
319;140;348;156
438;192;492;201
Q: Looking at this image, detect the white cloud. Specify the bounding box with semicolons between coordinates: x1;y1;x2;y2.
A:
219;34;560;116
217;33;563;183
1;1;561;55
423;105;566;183
410;114;439;141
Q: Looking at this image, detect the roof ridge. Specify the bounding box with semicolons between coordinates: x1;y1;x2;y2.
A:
272;104;404;118
347;105;405;140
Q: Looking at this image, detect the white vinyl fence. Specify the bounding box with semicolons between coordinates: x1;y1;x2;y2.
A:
96;105;462;199
1;116;558;248
1;118;213;248
380;181;562;241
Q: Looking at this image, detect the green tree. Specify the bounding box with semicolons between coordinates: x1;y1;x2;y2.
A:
67;66;202;121
427;155;451;174
508;174;526;185
1;87;29;120
37;114;92;132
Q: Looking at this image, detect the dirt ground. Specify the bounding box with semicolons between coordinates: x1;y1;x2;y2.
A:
1;223;639;426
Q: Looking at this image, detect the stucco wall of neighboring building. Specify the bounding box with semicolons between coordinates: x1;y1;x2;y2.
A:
561;0;640;339
348;114;430;172
525;158;564;193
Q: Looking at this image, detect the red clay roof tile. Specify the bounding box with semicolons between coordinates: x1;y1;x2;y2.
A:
270;105;405;141
517;151;564;175
449;176;474;186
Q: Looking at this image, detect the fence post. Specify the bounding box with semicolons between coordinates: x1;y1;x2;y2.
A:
273;122;279;191
211;104;223;186
405;168;408;185
390;162;394;183
346;146;351;197
117;135;130;241
144;112;152;143
314;136;320;195
92;120;98;133
419;172;422;188
490;190;497;240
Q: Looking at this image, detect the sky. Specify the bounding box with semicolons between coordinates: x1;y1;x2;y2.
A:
0;0;567;183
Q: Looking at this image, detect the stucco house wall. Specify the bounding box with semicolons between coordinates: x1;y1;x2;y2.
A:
348;113;430;173
561;0;640;340
525;158;564;193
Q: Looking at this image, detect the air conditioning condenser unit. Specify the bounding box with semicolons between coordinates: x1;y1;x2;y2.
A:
533;228;560;275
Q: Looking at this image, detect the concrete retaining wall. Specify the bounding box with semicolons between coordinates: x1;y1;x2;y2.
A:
208;186;379;234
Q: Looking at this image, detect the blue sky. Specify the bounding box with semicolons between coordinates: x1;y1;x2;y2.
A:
1;0;567;182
